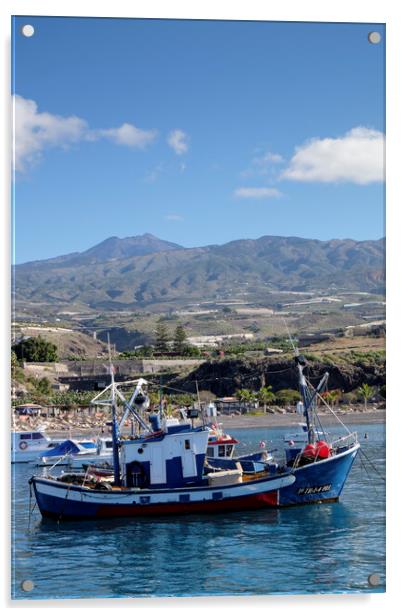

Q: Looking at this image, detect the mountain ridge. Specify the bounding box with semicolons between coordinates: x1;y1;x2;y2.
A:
14;234;385;310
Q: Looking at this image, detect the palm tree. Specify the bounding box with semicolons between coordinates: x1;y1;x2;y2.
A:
357;383;375;411
257;386;275;413
322;389;341;409
235;388;257;413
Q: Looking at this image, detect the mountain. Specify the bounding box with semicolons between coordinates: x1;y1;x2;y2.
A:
18;233;183;268
14;235;385;310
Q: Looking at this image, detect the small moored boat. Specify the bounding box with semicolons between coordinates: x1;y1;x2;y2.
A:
275;352;360;506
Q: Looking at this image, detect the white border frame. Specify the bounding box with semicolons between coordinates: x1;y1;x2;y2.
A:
2;1;401;614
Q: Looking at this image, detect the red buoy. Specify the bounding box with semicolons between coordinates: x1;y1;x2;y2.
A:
315;440;331;459
302;443;316;458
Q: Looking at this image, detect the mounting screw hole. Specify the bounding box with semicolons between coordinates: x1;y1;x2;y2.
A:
22;24;35;38
368;573;380;587
368;32;381;44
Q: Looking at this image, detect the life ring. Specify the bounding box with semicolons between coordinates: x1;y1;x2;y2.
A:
19;441;28;450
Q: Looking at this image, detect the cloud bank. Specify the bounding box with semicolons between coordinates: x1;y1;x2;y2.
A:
13;95;157;172
281;127;384;185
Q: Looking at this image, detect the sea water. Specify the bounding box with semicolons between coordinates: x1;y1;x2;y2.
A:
11;423;385;599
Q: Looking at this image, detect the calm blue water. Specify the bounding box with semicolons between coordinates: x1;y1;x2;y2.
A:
11;423;385;600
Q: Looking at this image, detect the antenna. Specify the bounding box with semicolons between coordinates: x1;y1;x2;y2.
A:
107;333;115;403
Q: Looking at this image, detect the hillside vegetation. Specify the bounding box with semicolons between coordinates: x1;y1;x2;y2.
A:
14;234;385;310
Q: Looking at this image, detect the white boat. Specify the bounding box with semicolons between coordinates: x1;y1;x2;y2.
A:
12;431;64;463
37;439;98;466
64;437;114;470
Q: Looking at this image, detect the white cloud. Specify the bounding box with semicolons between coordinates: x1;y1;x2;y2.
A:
13;95;88;172
167;129;189;155
234;187;283;199
165;214;184;221
13;94;158;172
281;127;384;184
97;123;157;148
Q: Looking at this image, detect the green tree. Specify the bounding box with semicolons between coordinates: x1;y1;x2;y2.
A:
26;376;53;403
173;325;188;355
13;336;58;363
257;386;275;413
357;383;375;411
275;388;301;406
322;389;341;408
154;322;170;354
235;388;256;413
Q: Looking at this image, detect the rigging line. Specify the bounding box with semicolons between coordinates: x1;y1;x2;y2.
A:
357;453;381;496
283;318;297;353
311;407;329;442
158;366;293;385
159;384;197;396
358;448;386;482
313;388;352;435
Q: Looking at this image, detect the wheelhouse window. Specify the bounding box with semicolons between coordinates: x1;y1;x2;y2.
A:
185;439;191;450
20;434;32;440
226;445;234;456
206;447;214;457
218;445;225;457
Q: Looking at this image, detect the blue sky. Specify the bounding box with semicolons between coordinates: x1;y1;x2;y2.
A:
12;17;385;263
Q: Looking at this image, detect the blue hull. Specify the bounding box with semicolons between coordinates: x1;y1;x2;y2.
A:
278;445;359;506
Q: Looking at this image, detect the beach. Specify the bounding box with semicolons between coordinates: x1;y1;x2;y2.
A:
12;405;385;437
218;409;385;429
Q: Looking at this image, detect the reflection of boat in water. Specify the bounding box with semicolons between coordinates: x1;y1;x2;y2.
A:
30;373;295;520
275;353;360;506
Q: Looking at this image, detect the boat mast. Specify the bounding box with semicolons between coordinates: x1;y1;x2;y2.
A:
294;353;315;445
108;336;121;486
284;323;316;446
295;353;329;445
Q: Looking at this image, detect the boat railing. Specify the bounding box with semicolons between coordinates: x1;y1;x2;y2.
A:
331;431;359;450
291;431;358;469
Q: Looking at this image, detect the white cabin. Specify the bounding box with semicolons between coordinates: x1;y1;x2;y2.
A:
121;423;209;489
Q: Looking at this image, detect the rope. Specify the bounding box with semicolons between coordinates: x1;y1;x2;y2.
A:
27;481;37;531
358;448;386;483
313;389;352;435
357;452;381;497
48;450;71;472
57;480;73;526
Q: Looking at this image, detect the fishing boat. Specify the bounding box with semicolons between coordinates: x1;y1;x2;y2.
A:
29;373;295;520
275;352;360;506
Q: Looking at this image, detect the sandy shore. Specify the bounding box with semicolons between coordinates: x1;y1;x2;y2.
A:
13;407;385;437
216;409;385;429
